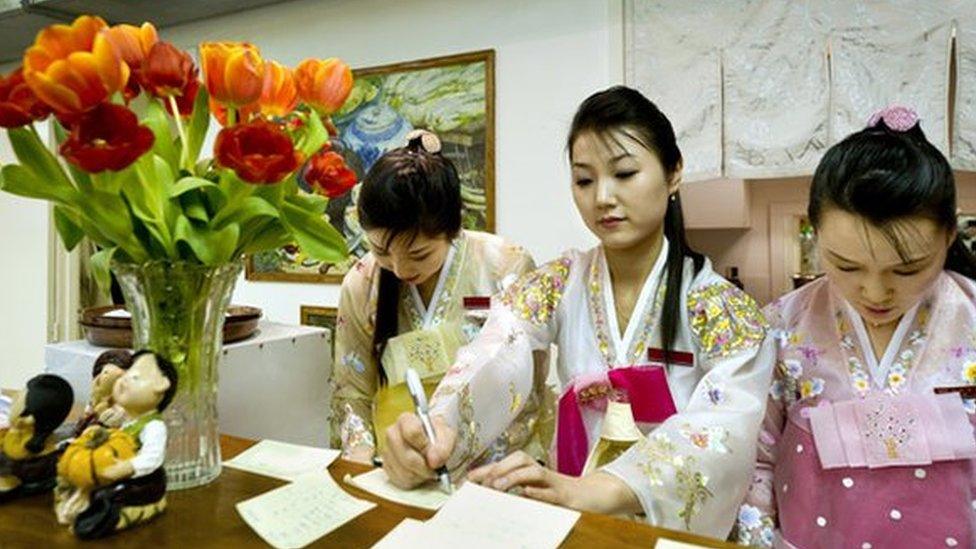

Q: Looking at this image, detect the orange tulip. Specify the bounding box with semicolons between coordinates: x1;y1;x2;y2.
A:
256;61;297;118
199;41;263;108
101;22;157;70
294;58;352;115
22;15;129;114
101;22;158;99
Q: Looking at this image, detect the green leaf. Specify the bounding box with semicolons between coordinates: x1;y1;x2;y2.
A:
8;126;73;189
1;164;76;204
185;86;211;168
181;191;210;223
252;180;285;207
279;201;347;263
51;121;94;192
89;246;118;293
126;156;177;256
297;112;328;157
143;100;180;173
170;176;219;198
79;190;147;262
285;192;328;215
212;195;279;228
53;206;84;251
175;215;240;265
240;219;291;255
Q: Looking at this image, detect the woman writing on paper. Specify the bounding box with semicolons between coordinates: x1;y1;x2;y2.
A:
734;107;976;548
330;130;539;464
382;87;776;539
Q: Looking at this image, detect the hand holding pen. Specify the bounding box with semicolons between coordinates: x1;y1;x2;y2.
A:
380;368;458;491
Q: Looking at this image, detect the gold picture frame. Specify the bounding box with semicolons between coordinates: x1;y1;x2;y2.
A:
246;49;496;283
300;305;338;354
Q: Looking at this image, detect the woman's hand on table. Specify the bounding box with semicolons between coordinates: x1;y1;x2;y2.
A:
467;451;642;515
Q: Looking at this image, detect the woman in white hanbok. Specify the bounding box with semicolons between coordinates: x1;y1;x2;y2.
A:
382;87;776;538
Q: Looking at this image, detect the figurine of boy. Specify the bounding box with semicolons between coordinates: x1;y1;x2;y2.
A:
73;349;133;437
71;350;177;539
0;374;73;502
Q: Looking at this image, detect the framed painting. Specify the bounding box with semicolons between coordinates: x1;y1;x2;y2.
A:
246;49;496;283
300;305;338;354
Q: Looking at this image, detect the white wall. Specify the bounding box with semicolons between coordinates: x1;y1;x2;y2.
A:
162;0;624;323
0;132;49;388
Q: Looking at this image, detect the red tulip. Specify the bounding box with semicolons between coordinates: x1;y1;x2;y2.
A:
164;78;200;117
141;41;196;98
0;67;51;127
214;119;301;183
304;145;356;198
60;103;154;172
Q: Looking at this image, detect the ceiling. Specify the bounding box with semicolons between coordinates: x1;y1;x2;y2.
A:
0;0;296;64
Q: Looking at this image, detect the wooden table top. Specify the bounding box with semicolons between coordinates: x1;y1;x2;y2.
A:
0;434;738;548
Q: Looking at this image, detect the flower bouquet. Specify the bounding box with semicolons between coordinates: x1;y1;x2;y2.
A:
0;15;358;488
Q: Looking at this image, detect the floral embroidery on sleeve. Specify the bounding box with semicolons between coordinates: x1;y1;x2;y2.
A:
735;503;776;547
638;433;714;531
338;405;375;452
678;424;731;453
687;280;766;361
499;257;572;327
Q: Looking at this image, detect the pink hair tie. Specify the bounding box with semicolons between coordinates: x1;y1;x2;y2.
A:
867;105;919;132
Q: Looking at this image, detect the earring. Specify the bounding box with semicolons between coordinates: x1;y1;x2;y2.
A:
669;194;677;202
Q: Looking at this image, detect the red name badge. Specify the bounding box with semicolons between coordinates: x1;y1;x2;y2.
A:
463;296;491;310
934;385;976;399
647;347;694;367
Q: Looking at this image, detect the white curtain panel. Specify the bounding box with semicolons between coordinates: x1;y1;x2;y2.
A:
626;0;955;179
823;0;952;153
724;0;830;178
953;2;976;170
625;1;759;182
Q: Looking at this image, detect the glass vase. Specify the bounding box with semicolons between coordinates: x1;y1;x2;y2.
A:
111;259;242;490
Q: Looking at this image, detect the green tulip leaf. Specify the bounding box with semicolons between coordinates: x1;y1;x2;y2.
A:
53;205;84;251
175;215;240;265
279;201;347;263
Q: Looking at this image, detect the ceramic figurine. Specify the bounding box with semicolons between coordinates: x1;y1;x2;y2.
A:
56;350;177;539
73;349;133;437
0;374;74;502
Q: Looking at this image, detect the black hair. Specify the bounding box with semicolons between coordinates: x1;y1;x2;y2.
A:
356;132;463;383
131;350;178;413
809;117;976;279
91;349;133;378
567;86;704;363
21;374;73;454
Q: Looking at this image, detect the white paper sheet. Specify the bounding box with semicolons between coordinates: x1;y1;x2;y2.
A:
370;518;429;549
223;439;340;481
432;482;580;548
344;468;451;511
236;472;375;549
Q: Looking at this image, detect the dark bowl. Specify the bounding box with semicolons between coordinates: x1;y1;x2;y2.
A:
80;305;262;348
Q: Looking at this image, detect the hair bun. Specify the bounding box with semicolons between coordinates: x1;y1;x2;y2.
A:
405;129;442;154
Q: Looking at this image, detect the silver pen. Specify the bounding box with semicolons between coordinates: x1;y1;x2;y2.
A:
405;367;453;494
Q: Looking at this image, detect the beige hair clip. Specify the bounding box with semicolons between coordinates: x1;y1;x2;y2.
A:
405;129;442;154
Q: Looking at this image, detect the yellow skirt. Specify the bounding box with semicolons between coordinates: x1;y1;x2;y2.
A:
372;376;444;456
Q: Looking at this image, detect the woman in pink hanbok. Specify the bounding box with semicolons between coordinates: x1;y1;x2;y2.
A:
735;106;976;549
